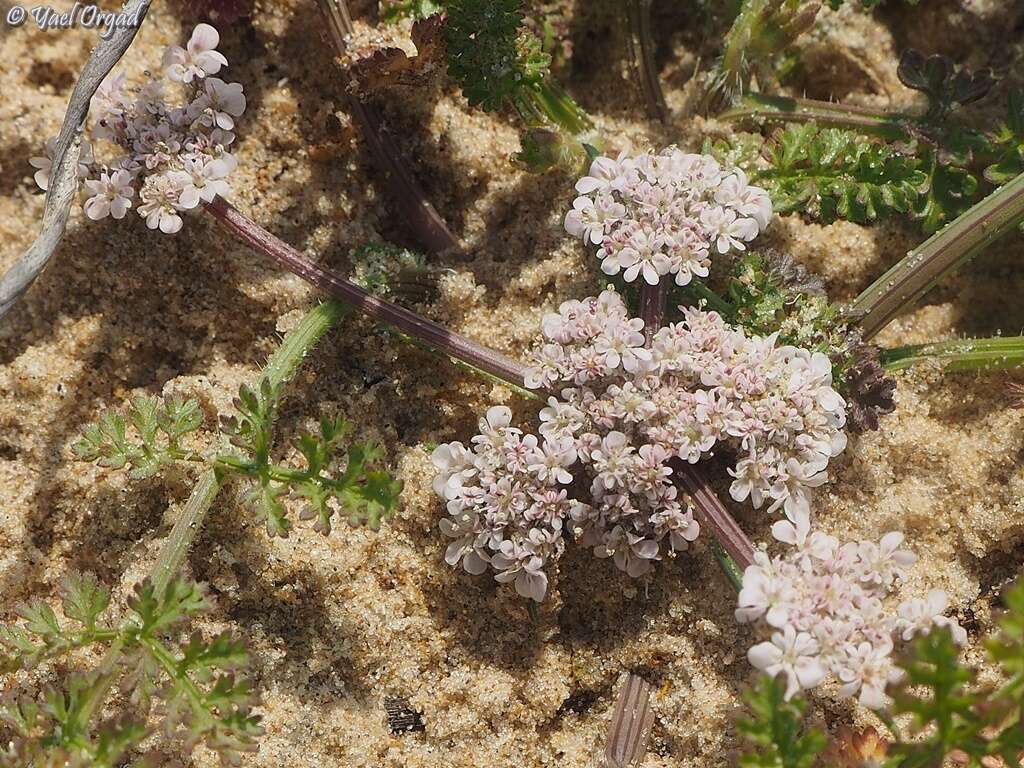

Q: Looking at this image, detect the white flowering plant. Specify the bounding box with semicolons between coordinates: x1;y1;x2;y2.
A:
739;580;1024;767
432;288;849;602
564;149;771;287
30;23;245;233
737;508;966;708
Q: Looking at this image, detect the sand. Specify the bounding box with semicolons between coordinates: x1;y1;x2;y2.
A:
2;0;1024;765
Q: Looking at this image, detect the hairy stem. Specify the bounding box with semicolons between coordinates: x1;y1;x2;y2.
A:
315;0;461;255
206;197;526;385
624;0;669;122
699;0;819;115
719;93;908;140
514;80;594;137
881;336;1024;372
150;301;345;597
150;471;221;599
851;171;1024;339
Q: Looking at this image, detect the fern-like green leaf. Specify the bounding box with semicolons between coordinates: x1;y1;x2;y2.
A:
59;573;110;633
443;0;548;112
737;674;826;768
72;396;204;479
128;578;209;638
757;124;927;224
887;628;986;766
985;88;1024;186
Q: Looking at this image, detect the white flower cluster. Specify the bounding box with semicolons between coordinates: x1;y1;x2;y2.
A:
526;290;847;520
738;511;967;708
432;406;574;603
30;24;244;234
564;149;771;286
432;290;848;602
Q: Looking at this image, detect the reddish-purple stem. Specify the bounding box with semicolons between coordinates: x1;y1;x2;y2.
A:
206;197;517;382
672;460;755;570
316;0;461;255
204;196;755;574
638;279;666;343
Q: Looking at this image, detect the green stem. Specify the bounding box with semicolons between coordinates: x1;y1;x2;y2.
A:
150;470;222;599
882;336;1024;372
686;281;735;316
261;301;348;388
516;79;593;136
75;301;345;733
143;636;215;726
851;171;1024;339
712;543;745;592
719;93;909;140
150;300;345;597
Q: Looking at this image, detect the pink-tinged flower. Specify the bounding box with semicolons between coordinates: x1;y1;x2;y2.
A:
30;23;245;235
567;148;770;287
138;173;187;234
170;155;235;208
431;442;475;498
739;511;951;711
527;438;577;484
163;23;229;83
492;536;551;602
83;170;134;220
440;516;489;575
617;230;672;286
837;640;900;709
564;194;623;245
714;167;773;229
699;205;759;254
192;77;246;131
431;406;568;603
748;626;826;700
91;72;130;114
574;152;638;195
443;288;851;601
736;551;797;628
857;531;918;588
897;589;968;645
590;431;634;491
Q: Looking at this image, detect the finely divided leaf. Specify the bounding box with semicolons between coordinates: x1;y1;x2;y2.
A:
757;125;927;224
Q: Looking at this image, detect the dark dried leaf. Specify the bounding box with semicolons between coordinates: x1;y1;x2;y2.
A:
897;49;995;117
844;341;896;432
346;15;446;97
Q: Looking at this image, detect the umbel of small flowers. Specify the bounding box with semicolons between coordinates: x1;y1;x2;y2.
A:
432;289;847;602
29;23;245;234
564;148;771;286
737;509;967;708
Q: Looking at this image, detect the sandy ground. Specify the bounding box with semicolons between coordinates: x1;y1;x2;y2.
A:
2;0;1024;765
